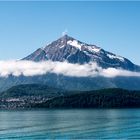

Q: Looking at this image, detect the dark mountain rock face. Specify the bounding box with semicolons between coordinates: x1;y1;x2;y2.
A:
23;35;140;71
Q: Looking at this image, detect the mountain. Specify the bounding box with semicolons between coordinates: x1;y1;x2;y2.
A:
0;35;140;92
23;35;140;71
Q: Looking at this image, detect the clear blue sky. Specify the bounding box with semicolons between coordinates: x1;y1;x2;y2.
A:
0;1;140;65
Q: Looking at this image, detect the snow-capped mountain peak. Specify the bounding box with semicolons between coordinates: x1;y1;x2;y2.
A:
22;35;140;71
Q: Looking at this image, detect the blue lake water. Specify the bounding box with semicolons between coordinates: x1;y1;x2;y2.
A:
0;109;140;139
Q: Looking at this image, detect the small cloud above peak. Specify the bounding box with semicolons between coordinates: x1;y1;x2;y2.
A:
62;29;68;36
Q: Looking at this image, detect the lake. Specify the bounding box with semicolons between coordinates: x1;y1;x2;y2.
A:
0;109;140;139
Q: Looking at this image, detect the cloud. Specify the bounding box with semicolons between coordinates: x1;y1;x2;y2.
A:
62;29;68;36
0;60;140;78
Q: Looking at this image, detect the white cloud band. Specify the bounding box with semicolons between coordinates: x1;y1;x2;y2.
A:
0;60;140;78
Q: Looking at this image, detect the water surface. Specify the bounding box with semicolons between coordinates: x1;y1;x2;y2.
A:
0;109;140;139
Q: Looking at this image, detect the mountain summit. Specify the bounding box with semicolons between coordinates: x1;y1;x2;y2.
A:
23;35;140;71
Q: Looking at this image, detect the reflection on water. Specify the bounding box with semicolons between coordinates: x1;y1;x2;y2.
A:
0;109;140;139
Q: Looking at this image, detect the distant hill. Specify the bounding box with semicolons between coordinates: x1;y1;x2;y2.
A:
0;84;65;98
1;84;140;109
32;88;140;108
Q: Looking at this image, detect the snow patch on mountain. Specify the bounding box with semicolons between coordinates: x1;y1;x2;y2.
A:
59;45;65;49
67;40;82;50
107;54;124;62
87;46;101;53
67;39;101;54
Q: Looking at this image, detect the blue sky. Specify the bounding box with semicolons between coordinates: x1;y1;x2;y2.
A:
0;1;140;65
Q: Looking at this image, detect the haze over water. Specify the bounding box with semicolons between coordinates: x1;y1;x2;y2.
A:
0;109;140;139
